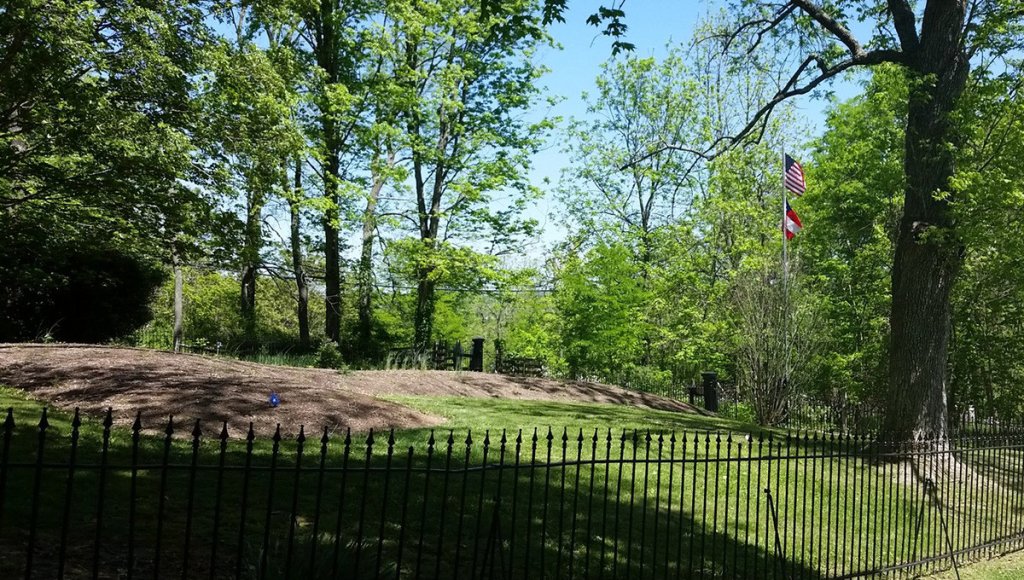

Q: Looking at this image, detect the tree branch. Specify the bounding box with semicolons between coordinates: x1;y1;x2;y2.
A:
791;0;865;57
624;44;904;171
886;0;920;51
711;3;797;55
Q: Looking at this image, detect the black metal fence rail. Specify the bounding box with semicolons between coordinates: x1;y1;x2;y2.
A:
2;408;1024;579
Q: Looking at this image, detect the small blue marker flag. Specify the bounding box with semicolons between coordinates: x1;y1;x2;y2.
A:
269;392;280;407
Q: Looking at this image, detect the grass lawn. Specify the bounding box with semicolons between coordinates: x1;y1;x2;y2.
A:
1;385;1022;579
381;394;759;441
927;548;1024;579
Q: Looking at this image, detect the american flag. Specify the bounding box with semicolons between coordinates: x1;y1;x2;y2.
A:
785;154;806;196
783;200;802;240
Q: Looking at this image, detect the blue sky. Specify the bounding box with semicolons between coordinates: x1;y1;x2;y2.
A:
520;1;867;256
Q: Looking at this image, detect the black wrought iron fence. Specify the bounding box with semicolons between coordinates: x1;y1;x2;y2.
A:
2;407;1024;579
709;389;886;435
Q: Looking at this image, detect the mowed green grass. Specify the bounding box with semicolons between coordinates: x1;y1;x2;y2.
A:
381;394;759;441
927;547;1024;579
1;385;1023;579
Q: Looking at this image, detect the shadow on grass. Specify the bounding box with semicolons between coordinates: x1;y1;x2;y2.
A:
0;410;827;579
2;401;1022;579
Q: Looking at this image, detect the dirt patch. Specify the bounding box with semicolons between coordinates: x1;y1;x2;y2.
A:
0;344;698;437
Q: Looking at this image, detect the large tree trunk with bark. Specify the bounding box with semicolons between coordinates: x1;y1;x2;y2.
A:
881;1;970;442
316;0;343;346
356;164;386;359
323;156;342;344
290;158;310;349
240;189;262;348
413;273;436;351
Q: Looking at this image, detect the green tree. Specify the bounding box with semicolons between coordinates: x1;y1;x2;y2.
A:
543;0;1022;439
202;3;305;345
949;70;1024;419
684;0;1021;441
559;51;701;365
295;0;373;346
800;66;906;404
803;61;1024;425
554;242;650;378
1;0;214;341
556;33;808;395
382;0;550;350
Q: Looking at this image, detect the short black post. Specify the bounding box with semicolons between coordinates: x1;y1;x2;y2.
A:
435;341;448;370
702;372;719;412
469;337;484;372
452;341;463;370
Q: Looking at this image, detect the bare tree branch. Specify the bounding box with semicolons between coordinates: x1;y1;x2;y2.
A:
730;48;903;145
791;0;866;57
621;43;903;172
711;3;797;55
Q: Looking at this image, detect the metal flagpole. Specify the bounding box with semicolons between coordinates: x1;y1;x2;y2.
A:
781;148;789;388
782;149;788;284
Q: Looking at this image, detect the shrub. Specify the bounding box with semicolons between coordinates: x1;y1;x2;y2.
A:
317;341;345;370
0;235;165;343
718;400;757;424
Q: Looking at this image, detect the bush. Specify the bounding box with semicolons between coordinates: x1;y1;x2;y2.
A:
317;341;345;370
718;400;757;424
0;225;165;343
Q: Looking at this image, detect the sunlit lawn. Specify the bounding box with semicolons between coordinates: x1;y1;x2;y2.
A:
382;394;760;442
927;547;1024;579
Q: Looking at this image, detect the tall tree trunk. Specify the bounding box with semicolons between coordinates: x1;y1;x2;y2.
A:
639;227;653;366
240;189;262;348
881;2;970;442
407;35;455;353
172;248;183;354
323;155;342;344
356;157;387;358
316;0;343;346
290;157;310;349
323;158;344;346
413;273;436;351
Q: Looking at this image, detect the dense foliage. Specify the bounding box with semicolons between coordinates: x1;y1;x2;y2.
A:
4;1;1024;426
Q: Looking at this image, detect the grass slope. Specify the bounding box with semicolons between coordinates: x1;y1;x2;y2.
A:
382;395;751;440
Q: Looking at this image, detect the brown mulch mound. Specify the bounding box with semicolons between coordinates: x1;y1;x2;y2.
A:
0;344;698;437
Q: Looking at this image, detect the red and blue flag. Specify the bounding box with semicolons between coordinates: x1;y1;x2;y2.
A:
785;154;806;196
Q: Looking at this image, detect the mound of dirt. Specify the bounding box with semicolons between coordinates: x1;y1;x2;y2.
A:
0;344;698;436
